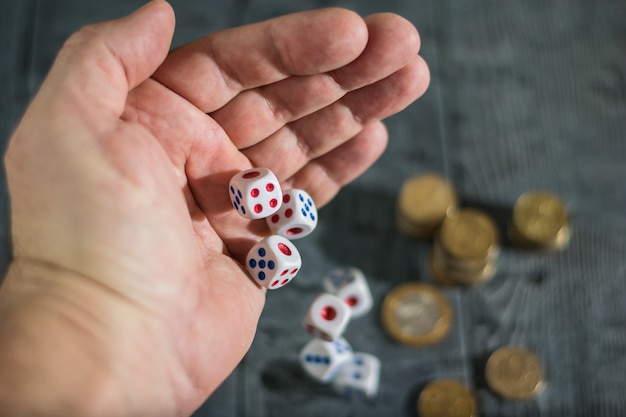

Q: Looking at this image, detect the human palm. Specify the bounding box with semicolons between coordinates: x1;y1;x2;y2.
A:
0;2;429;416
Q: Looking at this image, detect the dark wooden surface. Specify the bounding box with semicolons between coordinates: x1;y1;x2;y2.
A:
1;1;625;416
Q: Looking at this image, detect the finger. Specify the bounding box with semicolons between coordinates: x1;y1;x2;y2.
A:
330;13;421;91
340;55;430;122
152;8;368;113
286;121;389;207
35;1;175;122
210;13;422;149
209;73;346;149
243;55;430;180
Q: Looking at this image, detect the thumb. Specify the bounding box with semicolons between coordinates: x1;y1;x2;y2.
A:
39;0;176;118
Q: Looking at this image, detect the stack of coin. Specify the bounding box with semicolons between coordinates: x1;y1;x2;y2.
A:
429;208;500;286
418;378;478;417
509;191;571;251
396;173;458;239
380;283;452;346
485;345;545;401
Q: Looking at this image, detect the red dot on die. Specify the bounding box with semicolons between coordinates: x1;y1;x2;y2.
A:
345;296;359;306
283;194;291;203
243;171;261;179
271;281;279;287
250;188;260;198
269;199;278;208
286;227;303;236
280;270;289;276
254;204;263;213
281;279;290;285
321;306;337;321
285;209;293;218
266;183;275;192
277;243;292;255
290;268;299;274
271;214;280;223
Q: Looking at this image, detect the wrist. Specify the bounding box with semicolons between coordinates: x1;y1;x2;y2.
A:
0;259;171;417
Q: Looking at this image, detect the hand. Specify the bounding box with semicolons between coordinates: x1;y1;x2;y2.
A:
0;1;429;416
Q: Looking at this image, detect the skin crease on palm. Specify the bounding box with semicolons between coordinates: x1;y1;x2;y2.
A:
0;1;429;416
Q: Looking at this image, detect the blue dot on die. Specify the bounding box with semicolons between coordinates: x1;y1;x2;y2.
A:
268;260;275;269
241;206;247;215
310;213;315;221
307;198;313;206
352;372;362;380
258;271;266;280
299;194;304;202
301;208;307;217
230;186;235;194
249;259;257;268
237;190;243;199
258;248;266;257
259;260;266;268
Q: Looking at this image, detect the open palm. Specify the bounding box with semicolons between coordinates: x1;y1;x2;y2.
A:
1;2;429;416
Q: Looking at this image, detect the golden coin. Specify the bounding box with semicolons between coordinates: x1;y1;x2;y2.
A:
433;238;497;272
428;250;462;287
511;191;570;249
509;222;571;251
381;283;452;346
438;209;499;262
396;173;458;238
418;378;478;417
485;346;545;400
429;250;496;287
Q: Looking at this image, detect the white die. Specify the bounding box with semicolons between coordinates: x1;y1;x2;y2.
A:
229;168;282;219
332;352;381;398
299;337;353;383
323;267;373;319
266;189;318;239
246;235;301;290
303;293;351;341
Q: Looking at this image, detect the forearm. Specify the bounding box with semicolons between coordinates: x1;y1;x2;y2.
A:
0;260;153;417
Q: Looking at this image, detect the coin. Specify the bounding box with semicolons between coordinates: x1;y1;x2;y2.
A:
430;209;499;286
418;378;478;417
381;283;452;346
438;209;500;262
510;191;570;250
429;249;496;287
433;237;497;273
396;173;458;239
428;250;462;287
485;346;545;400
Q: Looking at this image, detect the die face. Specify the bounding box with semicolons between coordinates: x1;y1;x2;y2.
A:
332;353;381;398
267;189;318;239
246;235;302;289
299;337;353;383
229;168;282;219
323;267;373;318
304;293;351;341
